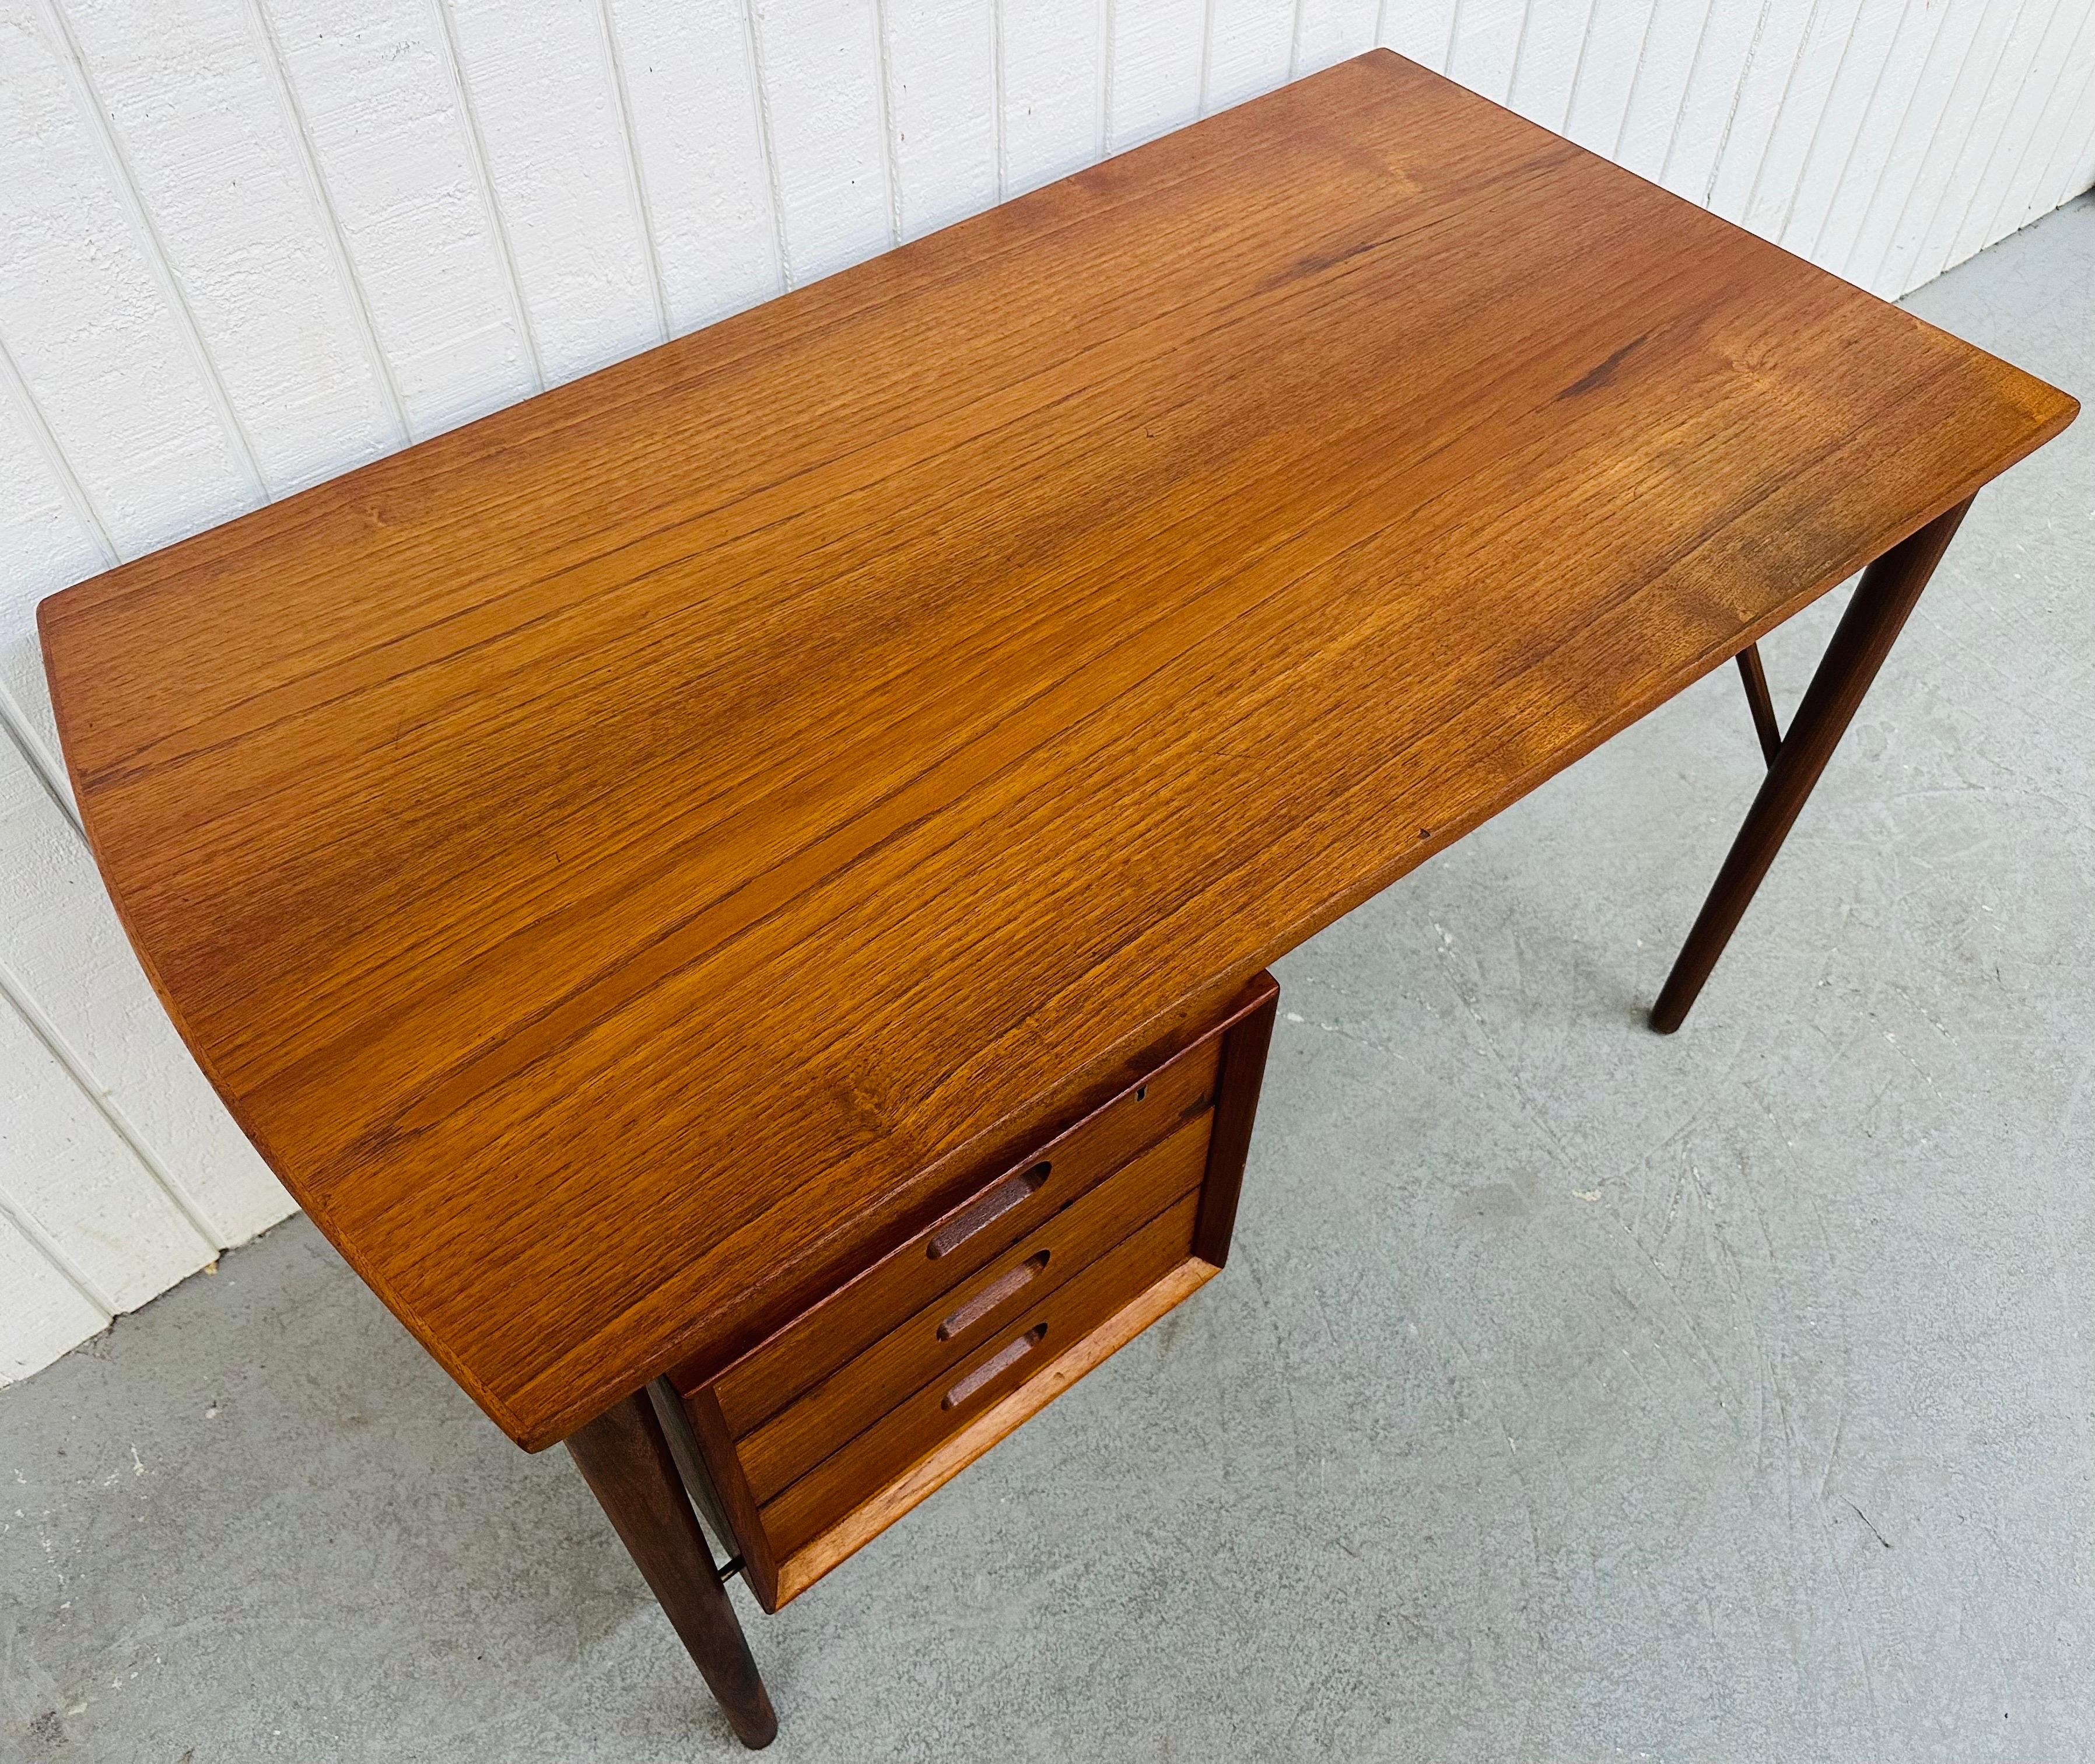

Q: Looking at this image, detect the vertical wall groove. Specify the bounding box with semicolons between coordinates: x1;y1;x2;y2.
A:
1778;1;1869;244
0;687;77;836
2051;50;2095;211
741;0;793;291
1873;2;1992;290
0;1175;117;1321
429;0;545;388
1199;0;1217;113
1506;5;1538;106
1967;0;2068;251
0;958;229;1253
1807;0;1919;262
0;682;76;835
992;0;1008;196
1850;0;1954;278
1100;0;1117;157
870;0;905;246
1939;0;2041;263
241;0;413;447
1701;0;1773;202
1560;0;1604;131
1656;2;1721;186
2028;1;2095;223
1908;0;2023;285
1941;2;2034;278
34;0;271;503
0;330;103;828
595;0;672;344
0;332;117;573
1738;0;1822;223
1611;1;1665;159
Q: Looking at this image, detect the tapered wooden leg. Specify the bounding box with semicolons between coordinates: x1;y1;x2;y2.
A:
567;1392;778;1749
1651;495;1974;1034
1735;643;1782;766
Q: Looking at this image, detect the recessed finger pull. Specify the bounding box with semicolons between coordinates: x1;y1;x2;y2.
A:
943;1326;1047;1409
938;1253;1050;1341
928;1163;1049;1259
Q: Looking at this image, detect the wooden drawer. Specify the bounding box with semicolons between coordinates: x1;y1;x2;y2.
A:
700;1017;1229;1438
760;1185;1203;1561
737;1107;1213;1503
678;970;1279;1611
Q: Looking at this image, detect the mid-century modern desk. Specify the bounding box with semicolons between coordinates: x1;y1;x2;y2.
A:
38;51;2073;1750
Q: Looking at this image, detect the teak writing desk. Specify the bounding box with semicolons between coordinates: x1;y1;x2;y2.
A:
38;51;2073;1749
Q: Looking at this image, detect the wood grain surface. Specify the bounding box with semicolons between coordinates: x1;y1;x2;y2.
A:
38;50;2076;1451
696;995;1231;1436
755;1188;1204;1562
769;1255;1222;1606
735;1111;1212;1504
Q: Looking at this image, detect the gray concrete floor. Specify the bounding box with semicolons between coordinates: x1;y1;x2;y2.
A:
5;194;2093;1764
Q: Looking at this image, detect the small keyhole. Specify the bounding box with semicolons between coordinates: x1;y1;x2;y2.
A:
1135;1085;1147;1101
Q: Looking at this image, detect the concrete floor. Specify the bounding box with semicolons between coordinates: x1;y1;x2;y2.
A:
5;194;2092;1764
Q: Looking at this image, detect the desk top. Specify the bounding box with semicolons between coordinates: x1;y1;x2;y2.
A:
41;51;2072;1450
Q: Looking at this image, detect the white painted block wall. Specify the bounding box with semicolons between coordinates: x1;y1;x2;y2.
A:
2;0;2091;1383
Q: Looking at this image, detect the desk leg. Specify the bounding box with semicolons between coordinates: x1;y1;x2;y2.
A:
567;1392;779;1749
1651;495;1974;1034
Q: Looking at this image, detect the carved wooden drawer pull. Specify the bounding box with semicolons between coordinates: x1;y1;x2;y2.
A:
938;1254;1050;1342
943;1326;1047;1409
927;1163;1049;1259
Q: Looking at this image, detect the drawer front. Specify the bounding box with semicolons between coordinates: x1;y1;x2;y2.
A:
757;1185;1203;1560
737;1108;1212;1502
708;1029;1224;1436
